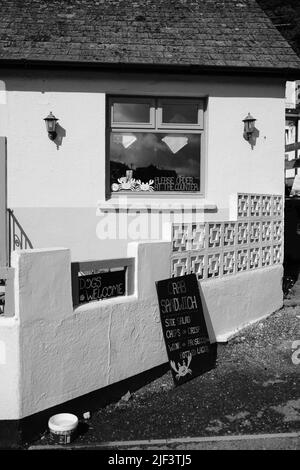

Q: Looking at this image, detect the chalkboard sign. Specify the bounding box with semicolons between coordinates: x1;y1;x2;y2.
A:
78;270;126;305
156;274;217;386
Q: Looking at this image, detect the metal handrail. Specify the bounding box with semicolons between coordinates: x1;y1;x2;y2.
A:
7;209;33;265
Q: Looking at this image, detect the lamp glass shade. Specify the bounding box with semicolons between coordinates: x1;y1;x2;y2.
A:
44;112;58;133
243;113;256;133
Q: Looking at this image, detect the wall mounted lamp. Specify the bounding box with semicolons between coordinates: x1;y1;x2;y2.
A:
44;111;59;140
243;113;256;141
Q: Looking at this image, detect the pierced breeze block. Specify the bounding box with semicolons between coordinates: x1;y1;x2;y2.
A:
171;193;283;280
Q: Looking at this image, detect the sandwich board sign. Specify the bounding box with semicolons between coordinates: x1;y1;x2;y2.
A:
156;274;217;386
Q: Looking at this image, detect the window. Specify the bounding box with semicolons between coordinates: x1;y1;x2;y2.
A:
108;97;204;193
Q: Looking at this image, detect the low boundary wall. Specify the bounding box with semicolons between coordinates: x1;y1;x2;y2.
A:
0;239;283;423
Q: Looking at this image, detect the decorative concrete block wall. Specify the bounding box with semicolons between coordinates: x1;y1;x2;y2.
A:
171;193;283;281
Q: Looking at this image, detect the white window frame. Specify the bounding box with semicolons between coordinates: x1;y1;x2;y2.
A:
107;96;205;196
110;97;156;129
157;98;204;130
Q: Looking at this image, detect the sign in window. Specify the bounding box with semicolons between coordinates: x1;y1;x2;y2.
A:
109;97;204;193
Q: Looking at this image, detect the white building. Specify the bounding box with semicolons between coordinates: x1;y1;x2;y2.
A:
285;82;300;190
1;0;300;446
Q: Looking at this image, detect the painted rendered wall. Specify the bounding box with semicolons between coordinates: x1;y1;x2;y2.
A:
0;69;286;419
286;81;296;109
199;265;283;343
206;96;285;204
12;243;171;418
0;239;283;420
0;137;7;266
0;69;286;260
0;318;19;420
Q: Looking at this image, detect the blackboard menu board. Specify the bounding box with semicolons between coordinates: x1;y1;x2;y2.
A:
156;274;217;386
78;270;125;304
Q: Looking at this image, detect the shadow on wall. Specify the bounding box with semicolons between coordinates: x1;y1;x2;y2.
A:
198;282;217;344
243;127;259;150
54;124;66;150
13;362;170;446
0;70;286;99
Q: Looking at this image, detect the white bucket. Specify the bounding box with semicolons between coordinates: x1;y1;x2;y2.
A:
48;413;78;444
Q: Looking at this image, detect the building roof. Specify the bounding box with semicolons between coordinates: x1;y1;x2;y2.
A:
1;0;300;75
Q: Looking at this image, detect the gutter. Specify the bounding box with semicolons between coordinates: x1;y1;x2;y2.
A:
1;58;300;80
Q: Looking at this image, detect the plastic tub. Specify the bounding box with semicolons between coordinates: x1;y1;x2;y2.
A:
48;413;78;444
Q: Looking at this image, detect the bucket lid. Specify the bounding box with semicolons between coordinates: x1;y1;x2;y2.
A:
48;413;78;432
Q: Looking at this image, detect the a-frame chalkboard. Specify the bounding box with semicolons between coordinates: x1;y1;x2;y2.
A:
156;274;217;386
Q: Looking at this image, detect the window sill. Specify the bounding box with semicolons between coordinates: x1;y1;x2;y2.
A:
97;196;217;213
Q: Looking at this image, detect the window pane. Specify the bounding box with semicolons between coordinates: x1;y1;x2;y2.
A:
162;103;198;124
110;132;200;192
113;102;151;123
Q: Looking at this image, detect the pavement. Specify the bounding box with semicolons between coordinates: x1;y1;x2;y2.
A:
30;432;300;450
27;279;300;451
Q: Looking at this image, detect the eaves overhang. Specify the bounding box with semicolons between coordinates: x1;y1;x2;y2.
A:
1;57;300;80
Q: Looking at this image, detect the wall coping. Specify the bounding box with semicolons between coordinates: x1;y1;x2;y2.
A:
97;198;218;213
73;293;138;314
